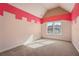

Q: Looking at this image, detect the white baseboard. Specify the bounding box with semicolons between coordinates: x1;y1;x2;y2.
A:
0;42;23;53
72;42;79;53
0;35;40;53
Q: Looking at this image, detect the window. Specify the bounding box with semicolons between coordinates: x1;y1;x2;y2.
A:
47;21;62;35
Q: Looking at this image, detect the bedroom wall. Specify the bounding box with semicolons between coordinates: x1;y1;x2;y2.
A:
41;7;72;41
42;20;71;41
0;11;41;52
0;3;50;52
72;16;79;52
72;4;79;52
0;15;4;51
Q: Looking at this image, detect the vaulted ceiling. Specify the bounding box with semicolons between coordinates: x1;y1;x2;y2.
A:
10;3;75;18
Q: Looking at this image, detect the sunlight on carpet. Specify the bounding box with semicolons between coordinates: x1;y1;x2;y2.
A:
26;39;55;48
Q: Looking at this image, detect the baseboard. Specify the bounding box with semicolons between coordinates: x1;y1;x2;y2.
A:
0;35;40;53
72;42;79;53
0;42;23;53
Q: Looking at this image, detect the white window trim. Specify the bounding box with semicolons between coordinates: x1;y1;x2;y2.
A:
46;21;62;35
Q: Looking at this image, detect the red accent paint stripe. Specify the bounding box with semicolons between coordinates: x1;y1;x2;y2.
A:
0;11;3;16
0;3;71;24
41;13;71;24
0;3;41;23
72;3;79;20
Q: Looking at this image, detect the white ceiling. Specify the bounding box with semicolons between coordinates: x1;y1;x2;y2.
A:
60;3;75;12
10;3;75;18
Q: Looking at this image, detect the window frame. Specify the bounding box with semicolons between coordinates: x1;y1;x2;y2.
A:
46;21;62;35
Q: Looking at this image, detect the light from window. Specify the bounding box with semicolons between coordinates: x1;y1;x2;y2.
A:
47;21;62;35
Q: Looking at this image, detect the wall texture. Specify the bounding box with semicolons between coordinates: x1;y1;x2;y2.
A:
42;20;71;41
0;15;4;51
42;7;72;41
0;11;41;52
72;17;79;52
72;4;79;52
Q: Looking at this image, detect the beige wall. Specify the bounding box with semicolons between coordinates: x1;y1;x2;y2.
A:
72;16;79;52
41;20;72;41
0;11;41;52
0;15;6;51
42;7;71;41
0;16;4;51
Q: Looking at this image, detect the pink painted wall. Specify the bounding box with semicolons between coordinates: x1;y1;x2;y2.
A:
0;11;41;52
72;17;79;52
42;20;72;41
0;4;42;52
0;15;4;51
72;4;79;52
41;7;72;41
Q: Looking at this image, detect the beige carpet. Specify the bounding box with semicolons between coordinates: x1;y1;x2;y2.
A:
0;39;79;56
